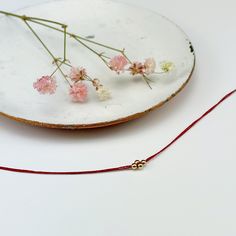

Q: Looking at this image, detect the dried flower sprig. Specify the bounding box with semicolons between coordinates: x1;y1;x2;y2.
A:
0;10;175;102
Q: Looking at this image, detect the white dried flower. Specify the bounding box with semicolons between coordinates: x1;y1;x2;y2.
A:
159;61;177;80
144;58;156;75
160;61;175;72
96;86;111;101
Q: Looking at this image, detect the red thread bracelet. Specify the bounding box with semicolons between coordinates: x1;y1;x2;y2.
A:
0;89;235;175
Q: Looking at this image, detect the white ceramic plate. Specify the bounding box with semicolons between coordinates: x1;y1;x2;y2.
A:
0;0;195;129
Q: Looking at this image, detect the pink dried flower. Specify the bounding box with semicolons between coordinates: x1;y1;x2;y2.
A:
109;55;128;73
69;82;88;102
33;76;57;94
129;62;145;75
144;58;156;75
69;67;87;81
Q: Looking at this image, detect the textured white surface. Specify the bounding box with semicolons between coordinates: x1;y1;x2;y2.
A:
0;0;194;126
0;0;236;236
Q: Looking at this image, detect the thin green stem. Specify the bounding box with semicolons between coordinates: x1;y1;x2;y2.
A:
100;53;111;59
63;25;67;61
0;10;23;19
23;20;71;86
23;20;55;59
25;18;122;67
55;61;72;87
56;59;72;67
73;36;111;69
121;49;132;64
0;10;138;86
28;18;65;33
85;75;94;82
0;10;66;27
0;10;131;69
0;11;124;53
142;75;152;89
27;16;66;27
50;60;63;77
78;37;123;53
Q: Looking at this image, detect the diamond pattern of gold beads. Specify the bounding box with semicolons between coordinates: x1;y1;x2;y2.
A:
131;160;147;170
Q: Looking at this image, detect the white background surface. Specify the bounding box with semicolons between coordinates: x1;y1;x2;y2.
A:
0;0;235;235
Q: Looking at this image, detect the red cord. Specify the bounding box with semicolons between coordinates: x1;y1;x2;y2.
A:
0;89;235;175
0;165;131;175
146;89;236;162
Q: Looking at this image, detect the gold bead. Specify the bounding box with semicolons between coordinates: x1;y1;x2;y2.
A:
141;160;147;165
131;164;138;170
131;160;147;170
138;163;144;169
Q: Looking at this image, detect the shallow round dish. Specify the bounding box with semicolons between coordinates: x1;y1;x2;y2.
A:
0;0;195;129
